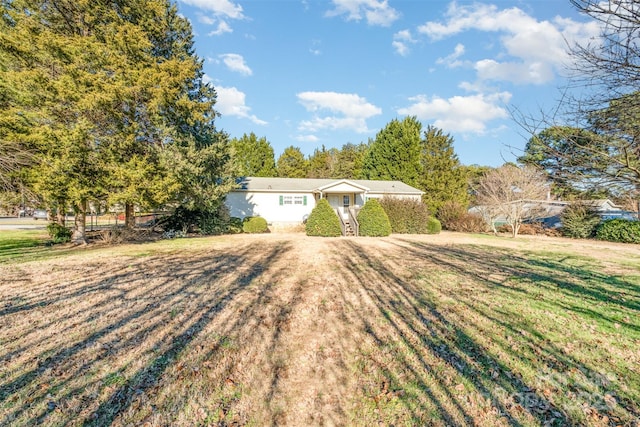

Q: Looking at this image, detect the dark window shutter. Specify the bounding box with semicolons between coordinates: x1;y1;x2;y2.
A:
303;195;307;206
279;195;283;206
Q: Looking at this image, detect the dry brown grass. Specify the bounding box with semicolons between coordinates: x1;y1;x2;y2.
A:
1;232;639;426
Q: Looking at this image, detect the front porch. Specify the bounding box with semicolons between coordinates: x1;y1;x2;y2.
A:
314;180;369;237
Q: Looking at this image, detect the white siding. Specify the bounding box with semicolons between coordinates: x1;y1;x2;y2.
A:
226;191;316;223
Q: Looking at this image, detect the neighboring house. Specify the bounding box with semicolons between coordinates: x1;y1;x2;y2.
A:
225;177;423;229
470;198;632;229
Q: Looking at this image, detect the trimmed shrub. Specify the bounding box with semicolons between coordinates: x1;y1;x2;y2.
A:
561;202;600;238
47;222;72;244
306;199;342;237
229;217;243;234
595;219;640;243
380;197;431;233
426;217;442;234
357;199;391;237
242;216;269;233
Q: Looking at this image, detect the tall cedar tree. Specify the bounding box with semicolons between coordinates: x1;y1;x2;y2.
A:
230;133;277;177
420;126;469;215
363;116;422;187
277;146;308;178
1;0;231;241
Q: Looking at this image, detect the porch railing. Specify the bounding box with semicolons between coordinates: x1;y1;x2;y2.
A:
348;206;360;237
336;208;346;236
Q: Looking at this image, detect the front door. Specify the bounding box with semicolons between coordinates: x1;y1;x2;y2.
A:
327;194;350;220
342;195;350;219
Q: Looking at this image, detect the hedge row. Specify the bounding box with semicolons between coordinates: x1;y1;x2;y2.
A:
595;219;640;243
379;197;430;234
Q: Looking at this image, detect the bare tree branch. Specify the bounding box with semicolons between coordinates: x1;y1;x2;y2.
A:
475;165;548;237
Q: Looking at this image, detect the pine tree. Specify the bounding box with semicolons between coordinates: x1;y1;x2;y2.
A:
362;116;422;186
307;145;337;178
420;125;469;215
277;146;309;178
230;133;277;177
332;142;368;179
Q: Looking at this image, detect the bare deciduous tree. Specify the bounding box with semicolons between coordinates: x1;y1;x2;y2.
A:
475;165;548;237
515;1;640;212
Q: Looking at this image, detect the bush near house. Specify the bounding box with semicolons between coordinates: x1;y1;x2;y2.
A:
242;216;269;233
306;199;342;237
595;219;640;243
46;222;72;244
358;199;391;237
380;197;431;233
426;217;442;234
162;204;233;235
229;217;243;234
561;202;601;238
437;200;487;233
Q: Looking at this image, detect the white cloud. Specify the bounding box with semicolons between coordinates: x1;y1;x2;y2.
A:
397;92;511;134
197;14;216;25
208;20;232;36
180;0;244;19
216;86;267;125
295;134;319;142
475;59;554;85
436;43;466;68
182;0;243;36
219;53;252;76
297;91;381;133
326;0;399;27
392;29;416;56
417;2;600;84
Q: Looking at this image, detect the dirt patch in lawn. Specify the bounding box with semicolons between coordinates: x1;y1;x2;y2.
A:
1;232;639;426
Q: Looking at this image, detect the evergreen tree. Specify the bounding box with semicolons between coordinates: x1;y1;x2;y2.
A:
307;145;337;178
277;146;308;178
362;116;422;186
230;133;277;177
420;125;469;215
1;0;232;241
332;142;368;179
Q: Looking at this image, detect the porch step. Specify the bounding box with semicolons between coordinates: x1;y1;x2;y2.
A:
344;221;355;237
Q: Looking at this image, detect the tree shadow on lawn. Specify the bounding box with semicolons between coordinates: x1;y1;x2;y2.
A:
394;239;639;424
0;240;302;426
330;239;639;426
396;239;640;334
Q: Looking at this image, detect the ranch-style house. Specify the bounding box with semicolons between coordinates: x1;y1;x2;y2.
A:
225;177;423;233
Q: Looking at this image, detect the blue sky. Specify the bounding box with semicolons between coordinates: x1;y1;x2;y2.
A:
175;0;600;166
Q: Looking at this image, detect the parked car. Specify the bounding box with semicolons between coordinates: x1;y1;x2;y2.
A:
33;209;48;220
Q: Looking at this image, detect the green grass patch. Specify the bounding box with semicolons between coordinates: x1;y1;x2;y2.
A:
0;230;49;264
